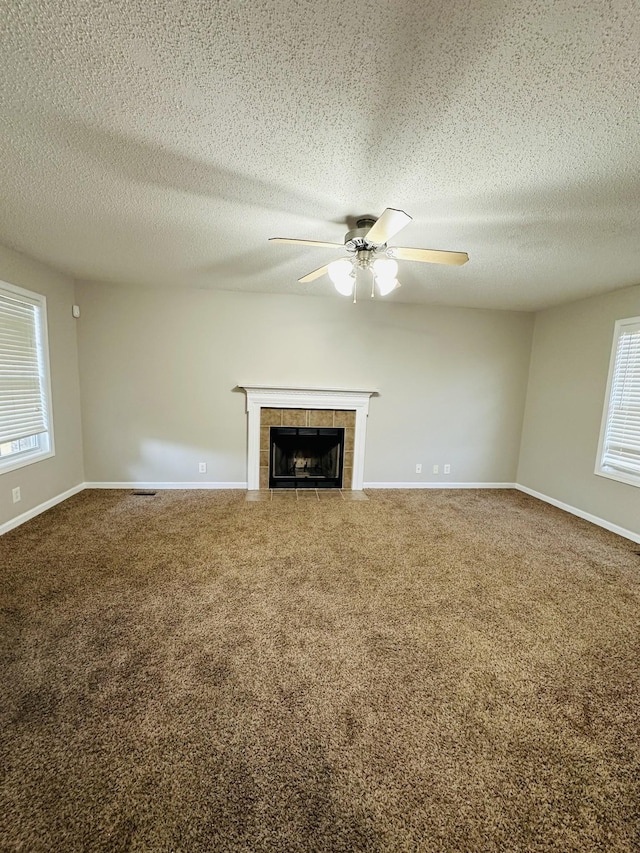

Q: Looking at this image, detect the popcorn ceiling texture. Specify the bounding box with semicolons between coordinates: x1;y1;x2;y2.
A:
0;0;639;309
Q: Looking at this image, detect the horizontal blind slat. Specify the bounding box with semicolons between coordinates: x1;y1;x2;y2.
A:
601;324;640;477
0;288;48;446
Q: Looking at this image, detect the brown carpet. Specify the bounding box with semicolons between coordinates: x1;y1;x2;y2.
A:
1;488;639;852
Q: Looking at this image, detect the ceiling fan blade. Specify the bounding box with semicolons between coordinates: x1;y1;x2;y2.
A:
389;246;469;266
298;263;333;283
270;237;344;249
365;208;412;245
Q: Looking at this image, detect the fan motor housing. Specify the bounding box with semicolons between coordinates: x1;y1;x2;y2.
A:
345;219;382;251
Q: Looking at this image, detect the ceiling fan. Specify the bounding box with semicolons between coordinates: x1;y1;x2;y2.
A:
270;208;468;300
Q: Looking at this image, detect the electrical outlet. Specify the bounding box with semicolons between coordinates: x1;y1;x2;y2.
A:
198;462;207;473
444;464;451;474
433;465;439;474
12;486;21;503
415;463;422;474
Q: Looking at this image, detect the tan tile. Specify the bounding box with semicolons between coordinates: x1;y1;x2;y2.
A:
308;409;334;427
259;467;269;490
245;490;271;502
334;410;356;428
261;408;282;426
342;489;368;501
342;467;353;489
260;426;271;451
344;428;355;452
296;489;318;500
317;489;344;500
281;408;307;426
271;489;297;499
260;450;269;468
343;451;353;468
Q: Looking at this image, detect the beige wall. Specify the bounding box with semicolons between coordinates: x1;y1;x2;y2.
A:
518;283;640;537
3;242;637;538
0;244;84;527
76;283;534;486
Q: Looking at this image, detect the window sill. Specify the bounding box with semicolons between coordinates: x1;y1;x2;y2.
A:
594;468;640;489
0;448;55;475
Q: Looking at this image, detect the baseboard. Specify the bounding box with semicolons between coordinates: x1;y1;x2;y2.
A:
84;481;248;490
515;484;640;545
364;482;517;489
0;482;85;536
5;480;637;545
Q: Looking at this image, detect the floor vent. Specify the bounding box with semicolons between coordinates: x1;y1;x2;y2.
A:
132;490;157;496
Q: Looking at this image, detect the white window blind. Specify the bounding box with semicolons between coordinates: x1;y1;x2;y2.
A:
599;318;640;481
0;288;49;446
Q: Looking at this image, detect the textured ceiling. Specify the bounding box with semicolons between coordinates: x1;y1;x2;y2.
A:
0;0;639;310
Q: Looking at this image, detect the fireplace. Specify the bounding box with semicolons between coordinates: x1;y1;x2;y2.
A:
240;386;376;490
270;427;344;488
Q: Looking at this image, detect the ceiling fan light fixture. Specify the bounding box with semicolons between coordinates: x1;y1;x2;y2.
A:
328;259;355;296
270;207;468;298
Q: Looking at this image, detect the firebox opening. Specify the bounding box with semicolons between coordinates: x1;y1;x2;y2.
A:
269;427;345;489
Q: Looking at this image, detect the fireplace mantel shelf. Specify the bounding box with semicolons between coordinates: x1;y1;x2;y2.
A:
239;384;378;394
240;385;377;490
239;385;378;408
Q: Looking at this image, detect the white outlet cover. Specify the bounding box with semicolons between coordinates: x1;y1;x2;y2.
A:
198;462;207;473
433;465;439;474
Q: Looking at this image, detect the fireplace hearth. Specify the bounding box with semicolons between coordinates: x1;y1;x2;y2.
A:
270;427;344;489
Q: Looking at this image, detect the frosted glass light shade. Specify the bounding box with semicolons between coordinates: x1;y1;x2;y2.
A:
376;276;399;296
328;259;355;296
372;258;398;280
333;276;355;296
328;259;352;282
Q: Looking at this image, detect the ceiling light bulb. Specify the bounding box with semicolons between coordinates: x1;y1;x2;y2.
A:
328;259;355;296
372;258;398;280
376;276;398;296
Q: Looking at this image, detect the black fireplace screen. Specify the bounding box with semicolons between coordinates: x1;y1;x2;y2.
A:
269;427;345;488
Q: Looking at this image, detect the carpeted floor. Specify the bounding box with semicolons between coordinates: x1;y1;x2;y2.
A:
1;488;639;852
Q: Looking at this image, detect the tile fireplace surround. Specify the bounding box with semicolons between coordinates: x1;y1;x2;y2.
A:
240;386;376;490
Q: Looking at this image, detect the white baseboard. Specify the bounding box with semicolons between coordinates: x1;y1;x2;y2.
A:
0;482;85;536
515;484;640;544
84;481;248;490
364;482;517;489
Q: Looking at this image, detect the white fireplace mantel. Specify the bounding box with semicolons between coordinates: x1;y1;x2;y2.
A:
240;385;377;490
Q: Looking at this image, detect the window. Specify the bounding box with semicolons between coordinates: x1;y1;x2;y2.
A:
0;281;54;474
596;316;640;487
